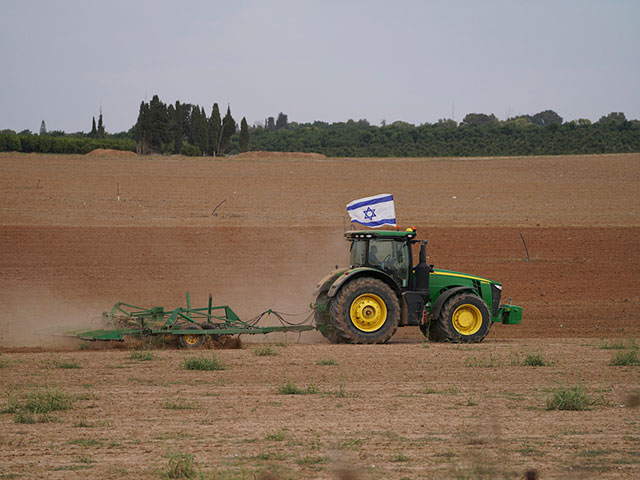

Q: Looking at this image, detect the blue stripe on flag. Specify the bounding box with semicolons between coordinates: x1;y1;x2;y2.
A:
351;218;397;227
346;195;394;211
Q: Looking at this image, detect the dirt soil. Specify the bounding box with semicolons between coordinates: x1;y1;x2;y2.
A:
0;152;639;479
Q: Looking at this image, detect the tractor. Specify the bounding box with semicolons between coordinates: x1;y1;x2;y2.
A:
313;228;522;344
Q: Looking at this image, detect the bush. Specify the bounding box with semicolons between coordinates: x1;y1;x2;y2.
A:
180;142;201;157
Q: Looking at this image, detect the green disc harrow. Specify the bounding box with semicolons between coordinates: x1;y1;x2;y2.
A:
68;292;315;347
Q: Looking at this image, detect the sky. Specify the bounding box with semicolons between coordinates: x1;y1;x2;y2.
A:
1;0;639;133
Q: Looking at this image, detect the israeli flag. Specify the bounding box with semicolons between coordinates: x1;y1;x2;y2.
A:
347;194;396;228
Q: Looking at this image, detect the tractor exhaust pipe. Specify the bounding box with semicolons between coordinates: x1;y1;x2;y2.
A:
414;240;430;292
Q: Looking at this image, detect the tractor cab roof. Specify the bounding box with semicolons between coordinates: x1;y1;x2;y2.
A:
345;228;417;241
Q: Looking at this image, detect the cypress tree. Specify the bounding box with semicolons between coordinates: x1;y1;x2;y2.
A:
90;117;97;138
195;106;209;155
148;95;169;149
220;105;236;154
208;103;221;156
239;117;250;152
134;101;151;154
97;113;105;138
173;101;183;154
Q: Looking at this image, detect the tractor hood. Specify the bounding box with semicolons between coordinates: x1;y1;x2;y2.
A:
431;268;500;286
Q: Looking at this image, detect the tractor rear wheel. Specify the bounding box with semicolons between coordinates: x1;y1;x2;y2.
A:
330;277;399;344
429;292;491;343
314;292;343;343
178;324;205;349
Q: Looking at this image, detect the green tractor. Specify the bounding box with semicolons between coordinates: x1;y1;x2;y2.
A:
313;228;522;344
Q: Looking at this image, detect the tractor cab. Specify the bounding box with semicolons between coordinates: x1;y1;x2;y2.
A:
348;232;412;288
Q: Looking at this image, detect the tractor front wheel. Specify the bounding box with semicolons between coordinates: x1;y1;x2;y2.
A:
429;292;491;343
330;277;399;344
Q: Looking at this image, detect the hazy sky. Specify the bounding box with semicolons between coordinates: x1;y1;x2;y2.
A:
1;0;639;133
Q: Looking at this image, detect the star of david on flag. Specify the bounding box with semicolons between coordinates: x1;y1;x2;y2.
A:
346;194;396;228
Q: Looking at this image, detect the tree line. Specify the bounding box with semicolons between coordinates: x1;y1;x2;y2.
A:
1;106;639;157
249;111;640;157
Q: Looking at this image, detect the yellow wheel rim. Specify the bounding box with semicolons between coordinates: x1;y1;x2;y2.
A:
452;304;482;335
350;293;387;332
183;334;201;345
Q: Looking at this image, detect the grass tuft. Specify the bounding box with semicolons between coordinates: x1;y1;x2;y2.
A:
277;380;318;395
391;452;410;462
331;382;358;398
14;411;52;424
546;385;594;411
599;338;637;350
183;354;225;371
164;398;196;410
464;354;502;368
297;455;327;465
166;452;199;479
253;346;278;357
53;359;82;369
265;430;287;441
129;350;154;361
4;388;76;415
610;349;640;366
522;353;551;367
317;358;338;366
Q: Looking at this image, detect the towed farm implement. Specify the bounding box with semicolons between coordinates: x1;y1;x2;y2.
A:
69;292;315;348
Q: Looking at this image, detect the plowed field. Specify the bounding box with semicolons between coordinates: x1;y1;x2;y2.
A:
1;152;639;479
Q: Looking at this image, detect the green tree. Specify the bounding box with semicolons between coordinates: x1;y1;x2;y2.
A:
134;101;151;154
148;95;169;149
531;110;563;126
461;113;499;127
598;112;626;124
266;116;276;131
239;117;250;152
220;105;236;154
276;112;288;130
193;106;209;155
90;117;97;138
208;103;221;156
97;113;105;138
172;101;183;154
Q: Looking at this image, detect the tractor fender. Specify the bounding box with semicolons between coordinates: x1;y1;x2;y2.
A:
430;286;476;319
326;267;399;299
313;268;348;297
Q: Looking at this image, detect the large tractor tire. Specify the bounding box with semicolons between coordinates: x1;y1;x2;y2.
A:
314;292;344;343
429;292;491;343
330;277;400;344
